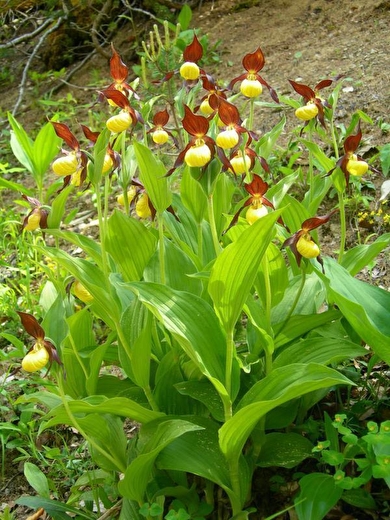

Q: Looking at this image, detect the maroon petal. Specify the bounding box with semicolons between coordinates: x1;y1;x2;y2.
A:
51;122;80;151
289;80;315;101
343;123;362;154
182;105;209;137
153;108;170;127
183;34;203;62
110;44;128;83
218;98;241;126
242;48;265;73
245;174;268;197
17;311;45;340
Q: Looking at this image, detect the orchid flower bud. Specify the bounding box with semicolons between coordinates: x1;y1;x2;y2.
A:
52;153;78;176
230;152;251;175
136;193;152;218
296;233;320;259
184;142;211;167
102;153;114;174
216;128;239;149
24;209;42;231
152;129;169;145
346;154;369;177
200;98;214;115
22;343;49;372
179;61;200;81
73;280;94;303
240;78;263;98
106;110;132;133
246;203;268;224
295;102;319;121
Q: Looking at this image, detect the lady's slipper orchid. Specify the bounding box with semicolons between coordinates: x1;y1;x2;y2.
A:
104;44;138;104
117;186;137;206
136;193;152;219
168;105;217;175
147;109;176;145
102;89;141;134
215;98;247;150
73;280;94;303
327;123;373;186
198;74;227;116
81;125;119;175
22;196;48;232
51;122;88;187
229;48;279;102
224;175;279;232
17;311;62;374
282;211;337;269
179;34;203;81
289;78;335;128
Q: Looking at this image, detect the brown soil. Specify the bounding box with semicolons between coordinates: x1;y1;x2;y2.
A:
1;0;390;518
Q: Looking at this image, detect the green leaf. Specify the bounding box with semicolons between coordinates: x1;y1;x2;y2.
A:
255;115;286;160
156;418;232;491
219;364;353;466
295;473;343;520
47;184;74;228
380;143;390;176
79;413;127;472
342;488;377;510
105;210;157;281
180;166;208;224
24;462;50;498
41;248;121;327
43;396;164;427
321;257;390;364
274;309;341;348
16;496;95;519
120;300;152;388
46;229;103;267
257;433;314;468
8;112;35;174
300;138;335;173
340;233;390;275
128;282;230;397
178;3;192;31
208;210;281;334
175;380;225;421
273;337;366;368
33;120;62;176
144;238;202;295
133;141;172;214
118;419;203;503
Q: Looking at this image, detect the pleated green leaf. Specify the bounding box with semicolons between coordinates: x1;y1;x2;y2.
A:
157;419;231;489
273;337;366;368
105;209;157;281
208;210;281;334
219;364;353;465
322;257;390;364
118;419;203;503
144;238;202;295
129;282;231;401
43;396;164;429
340;233;390;276
133;140;172;213
180;165;208;224
47;185;74;229
41;248;121;327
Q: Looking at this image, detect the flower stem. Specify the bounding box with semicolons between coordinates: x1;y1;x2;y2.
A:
207;193;221;256
338;190;346;263
157;212;166;285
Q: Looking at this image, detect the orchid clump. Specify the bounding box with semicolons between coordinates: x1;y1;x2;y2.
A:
4;17;390;520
